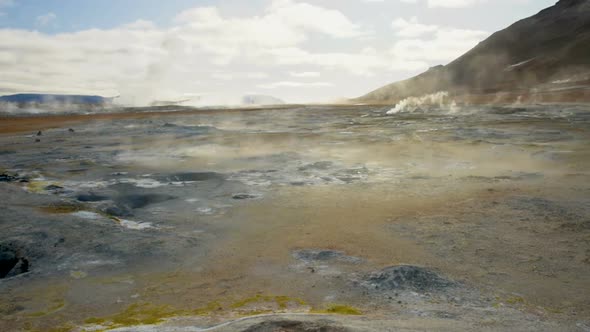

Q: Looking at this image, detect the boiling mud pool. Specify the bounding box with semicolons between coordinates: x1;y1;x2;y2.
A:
0;104;589;331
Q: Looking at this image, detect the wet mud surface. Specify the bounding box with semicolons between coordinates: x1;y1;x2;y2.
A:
0;104;589;331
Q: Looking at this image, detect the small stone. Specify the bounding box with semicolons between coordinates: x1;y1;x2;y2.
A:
232;193;260;200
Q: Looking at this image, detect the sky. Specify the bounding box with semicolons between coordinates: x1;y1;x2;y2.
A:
0;0;556;105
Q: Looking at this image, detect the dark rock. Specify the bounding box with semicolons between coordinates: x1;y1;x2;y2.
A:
44;184;64;192
68;128;75;133
5;258;29;278
293;249;364;264
0;173;19;182
0;247;18;278
104;205;134;217
36;131;42;136
0;245;29;279
241;319;349;332
232;193;260;200
66;169;89;174
35;139;40;143
363;265;456;292
77;193;109;202
156;172;225;182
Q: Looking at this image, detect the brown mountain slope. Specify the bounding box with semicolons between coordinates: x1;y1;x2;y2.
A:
355;0;590;104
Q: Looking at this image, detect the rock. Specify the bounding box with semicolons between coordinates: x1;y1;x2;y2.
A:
232;193;260;200
241;319;349;332
76;193;109;202
5;257;29;278
363;265;456;292
293;249;364;264
103;205;134;217
36;131;42;136
0;246;18;278
35;139;40;143
0;173;20;182
0;245;29;279
44;184;65;193
68;128;75;133
156;172;224;182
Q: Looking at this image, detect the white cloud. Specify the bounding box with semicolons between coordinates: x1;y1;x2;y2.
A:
0;1;376;104
265;47;427;76
392;16;437;37
211;72;233;80
391;19;488;62
0;0;491;104
257;81;334;89
290;71;321;78
36;12;56;26
245;72;269;79
427;0;486;8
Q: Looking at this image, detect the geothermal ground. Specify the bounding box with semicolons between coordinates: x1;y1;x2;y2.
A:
1;104;589;331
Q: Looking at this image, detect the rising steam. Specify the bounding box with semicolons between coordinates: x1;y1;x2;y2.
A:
387;91;458;114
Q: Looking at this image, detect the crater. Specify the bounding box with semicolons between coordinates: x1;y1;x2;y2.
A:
115;194;177;209
363;265;456;292
76;193;109;202
0;244;29;279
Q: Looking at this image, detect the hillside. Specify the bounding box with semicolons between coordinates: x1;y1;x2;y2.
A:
355;0;590;104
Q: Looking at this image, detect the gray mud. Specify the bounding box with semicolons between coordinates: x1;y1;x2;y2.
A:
0;104;589;331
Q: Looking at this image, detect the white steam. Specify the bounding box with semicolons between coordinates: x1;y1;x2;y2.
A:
387;91;458;114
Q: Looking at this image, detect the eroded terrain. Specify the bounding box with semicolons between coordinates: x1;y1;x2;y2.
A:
1;104;589;331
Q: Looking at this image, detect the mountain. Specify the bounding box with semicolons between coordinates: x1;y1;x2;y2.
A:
242;95;285;105
355;0;590;104
0;94;114;105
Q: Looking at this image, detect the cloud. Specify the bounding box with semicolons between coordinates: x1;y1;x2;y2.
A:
0;0;380;104
265;46;428;76
245;72;269;79
0;0;490;104
257;81;334;89
427;0;486;8
36;12;56;26
290;71;321;78
170;0;369;67
392;16;437;37
391;17;488;63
